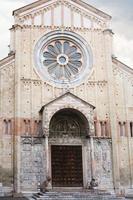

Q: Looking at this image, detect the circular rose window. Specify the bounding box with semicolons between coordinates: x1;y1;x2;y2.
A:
34;31;92;86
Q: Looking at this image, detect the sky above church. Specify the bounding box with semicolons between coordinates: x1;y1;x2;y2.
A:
0;0;133;68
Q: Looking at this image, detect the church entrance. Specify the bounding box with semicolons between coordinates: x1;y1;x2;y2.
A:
51;145;83;187
49;108;89;187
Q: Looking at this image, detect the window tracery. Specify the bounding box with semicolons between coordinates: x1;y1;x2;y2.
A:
34;31;92;86
43;40;82;80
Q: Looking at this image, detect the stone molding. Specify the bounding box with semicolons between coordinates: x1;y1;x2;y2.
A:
20;24;103;31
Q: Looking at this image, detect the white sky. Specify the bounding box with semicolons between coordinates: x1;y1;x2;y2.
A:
0;0;133;68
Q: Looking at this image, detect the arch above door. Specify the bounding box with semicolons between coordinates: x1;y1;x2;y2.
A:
40;92;95;137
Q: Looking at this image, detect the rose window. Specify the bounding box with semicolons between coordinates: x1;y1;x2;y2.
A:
34;31;92;86
43;40;82;80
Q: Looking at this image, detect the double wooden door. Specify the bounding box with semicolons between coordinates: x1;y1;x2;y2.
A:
51;145;83;187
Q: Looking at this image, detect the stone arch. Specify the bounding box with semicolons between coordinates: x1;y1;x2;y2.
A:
41;92;95;136
49;108;90;138
43;104;94;136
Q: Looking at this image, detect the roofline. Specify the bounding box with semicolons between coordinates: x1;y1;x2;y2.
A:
40;91;95;113
73;0;111;19
13;0;111;20
112;57;133;74
0;53;15;67
13;0;49;16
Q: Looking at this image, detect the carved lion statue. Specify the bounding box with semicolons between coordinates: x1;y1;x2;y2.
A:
40;176;51;193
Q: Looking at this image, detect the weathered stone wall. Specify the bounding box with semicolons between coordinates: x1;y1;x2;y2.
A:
113;60;133;190
0;135;13;196
0;57;15;195
113;60;133;122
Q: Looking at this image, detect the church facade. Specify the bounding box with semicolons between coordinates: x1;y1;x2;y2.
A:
0;0;133;197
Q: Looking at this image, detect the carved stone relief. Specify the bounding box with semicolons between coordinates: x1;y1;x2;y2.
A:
94;139;113;190
20;137;113;191
20;137;46;191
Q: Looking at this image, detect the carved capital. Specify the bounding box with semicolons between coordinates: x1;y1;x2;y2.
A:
43;127;49;137
89;131;95;137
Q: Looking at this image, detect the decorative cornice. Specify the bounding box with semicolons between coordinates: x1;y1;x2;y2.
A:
21;78;107;87
71;0;111;20
21;78;42;86
21;24;102;31
87;80;107;87
13;0;109;30
13;0;111;20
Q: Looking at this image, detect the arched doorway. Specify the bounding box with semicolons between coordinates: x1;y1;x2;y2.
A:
49;108;89;187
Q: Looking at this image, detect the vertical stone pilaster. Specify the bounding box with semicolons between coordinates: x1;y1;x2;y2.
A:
41;10;44;26
61;2;64;27
103;29;120;193
14;24;23;194
71;8;74;29
97;120;101;137
9;27;15;53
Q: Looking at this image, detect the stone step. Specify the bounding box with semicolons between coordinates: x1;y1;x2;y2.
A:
29;192;126;200
44;198;124;199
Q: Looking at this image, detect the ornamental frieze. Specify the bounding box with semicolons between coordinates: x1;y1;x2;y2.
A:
21;78;107;88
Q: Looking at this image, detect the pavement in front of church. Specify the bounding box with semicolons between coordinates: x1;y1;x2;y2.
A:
0;197;131;200
0;198;28;200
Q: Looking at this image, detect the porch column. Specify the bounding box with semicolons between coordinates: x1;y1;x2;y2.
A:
43;128;49;177
87;124;96;186
45;135;49;177
90;136;95;180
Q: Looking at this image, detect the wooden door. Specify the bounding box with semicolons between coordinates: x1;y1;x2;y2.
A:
51;145;83;187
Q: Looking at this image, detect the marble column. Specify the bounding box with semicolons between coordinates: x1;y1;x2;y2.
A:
43;127;52;190
43;128;49;177
87;125;96;185
90;136;95;180
45;134;49;177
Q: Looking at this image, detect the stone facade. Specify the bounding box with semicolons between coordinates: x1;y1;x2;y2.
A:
0;0;133;197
